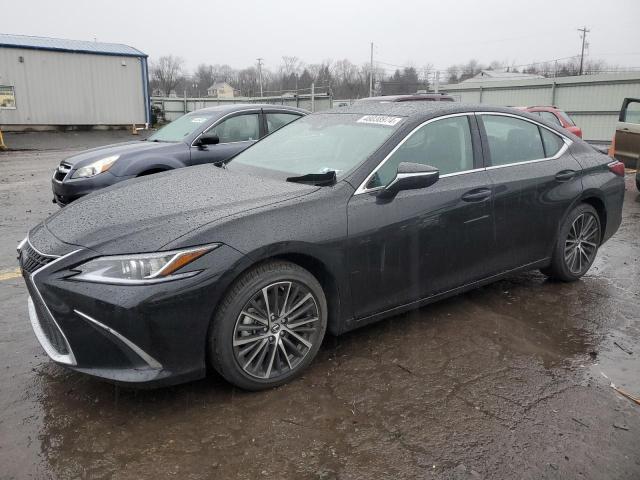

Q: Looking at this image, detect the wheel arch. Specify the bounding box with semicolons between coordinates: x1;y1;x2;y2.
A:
270;252;343;336
120;156;185;176
136;167;171;177
579;194;607;239
559;191;607;241
209;244;347;341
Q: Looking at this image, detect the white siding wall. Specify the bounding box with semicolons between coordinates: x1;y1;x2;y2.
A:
154;96;333;122
443;73;640;141
0;47;146;126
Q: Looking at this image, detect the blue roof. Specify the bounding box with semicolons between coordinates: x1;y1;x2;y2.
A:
0;33;147;57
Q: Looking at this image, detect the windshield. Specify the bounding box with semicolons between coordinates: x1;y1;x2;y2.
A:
148;112;216;142
230;113;401;177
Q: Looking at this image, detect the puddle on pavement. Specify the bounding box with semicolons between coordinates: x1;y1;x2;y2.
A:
26;270;614;479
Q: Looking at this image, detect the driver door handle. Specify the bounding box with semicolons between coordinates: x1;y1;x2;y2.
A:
462;188;492;202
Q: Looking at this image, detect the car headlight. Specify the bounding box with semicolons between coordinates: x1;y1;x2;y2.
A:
71;244;219;284
71;155;120;178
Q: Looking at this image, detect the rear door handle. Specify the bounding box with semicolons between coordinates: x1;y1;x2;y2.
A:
555;170;576;182
461;188;492;202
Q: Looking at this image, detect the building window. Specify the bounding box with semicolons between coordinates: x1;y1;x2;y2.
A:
0;86;16;109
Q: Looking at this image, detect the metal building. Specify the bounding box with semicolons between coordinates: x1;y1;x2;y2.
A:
442;72;640;142
0;34;149;130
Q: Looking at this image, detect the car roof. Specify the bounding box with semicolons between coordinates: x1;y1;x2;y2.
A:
520;105;562;111
358;94;455;103
322;101;527;122
193;104;308;115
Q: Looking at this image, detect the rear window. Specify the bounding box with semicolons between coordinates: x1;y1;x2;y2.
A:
482;115;545;166
539;111;562;127
540;128;565;157
557;110;576;126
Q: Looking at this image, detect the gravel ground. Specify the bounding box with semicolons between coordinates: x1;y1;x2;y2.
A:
0;133;638;480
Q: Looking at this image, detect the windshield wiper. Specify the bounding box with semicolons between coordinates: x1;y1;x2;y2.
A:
286;171;336;186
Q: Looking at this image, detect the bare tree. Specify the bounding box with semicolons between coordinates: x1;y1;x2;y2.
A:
212;64;236;84
151;55;185;96
459;59;483;81
237;67;260;97
446;65;460;84
193;64;215;93
281;56;302;77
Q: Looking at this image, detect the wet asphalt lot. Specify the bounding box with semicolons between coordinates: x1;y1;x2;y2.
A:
0;134;639;480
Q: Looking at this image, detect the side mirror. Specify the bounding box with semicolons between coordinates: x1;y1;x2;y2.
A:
378;162;439;199
196;134;220;147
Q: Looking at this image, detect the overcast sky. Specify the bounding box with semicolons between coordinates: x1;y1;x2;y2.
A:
5;0;640;73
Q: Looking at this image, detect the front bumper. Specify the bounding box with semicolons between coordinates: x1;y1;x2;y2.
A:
51;171;134;206
21;240;245;387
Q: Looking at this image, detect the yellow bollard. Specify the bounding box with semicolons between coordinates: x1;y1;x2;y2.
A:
0;129;7;150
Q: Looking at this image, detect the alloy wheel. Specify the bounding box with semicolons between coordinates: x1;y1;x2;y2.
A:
564;212;599;275
232;281;320;379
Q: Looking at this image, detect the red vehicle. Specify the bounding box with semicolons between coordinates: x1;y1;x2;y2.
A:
517;106;582;138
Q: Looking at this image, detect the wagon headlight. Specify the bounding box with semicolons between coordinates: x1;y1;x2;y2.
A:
71;155;120;178
72;245;219;284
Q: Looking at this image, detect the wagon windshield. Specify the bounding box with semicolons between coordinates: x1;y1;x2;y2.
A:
229;113;402;177
148;112;216;142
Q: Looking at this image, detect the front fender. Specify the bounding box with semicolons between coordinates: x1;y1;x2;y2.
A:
115;156;187;177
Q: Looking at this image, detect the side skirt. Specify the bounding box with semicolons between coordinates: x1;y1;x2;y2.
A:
340;258;550;334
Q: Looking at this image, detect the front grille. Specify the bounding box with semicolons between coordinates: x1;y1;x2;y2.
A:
19;242;55;274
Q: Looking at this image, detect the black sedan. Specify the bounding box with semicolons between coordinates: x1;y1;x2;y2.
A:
19;102;624;390
51;104;307;205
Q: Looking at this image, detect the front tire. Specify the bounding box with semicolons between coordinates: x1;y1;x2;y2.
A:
209;261;327;390
541;204;601;282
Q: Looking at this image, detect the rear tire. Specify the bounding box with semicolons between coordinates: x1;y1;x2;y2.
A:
541;204;601;282
209;261;327;390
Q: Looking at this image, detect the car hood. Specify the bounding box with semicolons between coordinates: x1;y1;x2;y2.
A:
42;164;317;254
63;141;176;168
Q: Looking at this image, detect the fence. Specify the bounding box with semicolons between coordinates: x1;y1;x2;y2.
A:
441;72;640;142
152;93;333;122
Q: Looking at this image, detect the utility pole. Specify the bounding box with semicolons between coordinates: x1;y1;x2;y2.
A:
578;26;590;75
434;71;440;93
369;42;374;97
311;83;315;112
257;58;264;97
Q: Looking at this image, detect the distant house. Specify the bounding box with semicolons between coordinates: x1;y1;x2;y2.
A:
461;70;545;83
207;82;236;98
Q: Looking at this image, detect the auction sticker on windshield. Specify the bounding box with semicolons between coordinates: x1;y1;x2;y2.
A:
357;115;403;126
190;117;208;123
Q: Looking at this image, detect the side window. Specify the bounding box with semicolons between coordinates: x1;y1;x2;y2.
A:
623;101;640;124
368;115;473;189
540;128;565;157
482;115;545;166
266;113;301;133
208;114;259;143
539;111;562;127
